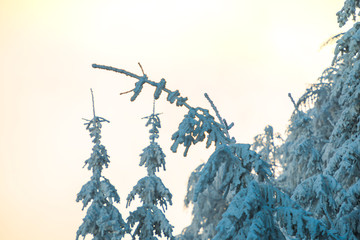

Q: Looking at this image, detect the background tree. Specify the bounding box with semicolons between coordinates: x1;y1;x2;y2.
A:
251;125;282;177
76;89;129;240
276;98;322;192
126;101;174;240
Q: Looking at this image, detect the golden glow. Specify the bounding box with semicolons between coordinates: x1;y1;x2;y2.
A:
0;0;344;239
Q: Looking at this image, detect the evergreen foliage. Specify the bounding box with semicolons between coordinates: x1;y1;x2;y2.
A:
251;125;282;176
277;108;323;191
180;163;225;240
278;1;360;238
126;102;174;240
76;90;129;240
214;180;339;240
337;0;360;27
179;143;272;240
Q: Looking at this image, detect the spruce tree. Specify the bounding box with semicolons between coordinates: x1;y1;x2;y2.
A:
126;101;174;240
76;90;129;240
278;1;360;238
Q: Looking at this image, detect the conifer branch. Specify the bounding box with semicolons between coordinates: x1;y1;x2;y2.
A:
92;63;192;109
92;63;234;155
92;64;224;122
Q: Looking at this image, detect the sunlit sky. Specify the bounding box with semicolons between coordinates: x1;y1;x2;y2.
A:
0;0;345;239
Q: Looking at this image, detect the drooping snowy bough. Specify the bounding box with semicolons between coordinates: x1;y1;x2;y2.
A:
92;63;235;157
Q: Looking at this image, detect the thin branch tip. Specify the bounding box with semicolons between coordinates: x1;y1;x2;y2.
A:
91;88;96;117
120;88;135;96
138;62;145;75
288;93;298;111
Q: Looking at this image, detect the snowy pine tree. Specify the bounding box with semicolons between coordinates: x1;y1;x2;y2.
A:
126;102;174;240
76;90;129;240
278;1;360;238
178;97;339;239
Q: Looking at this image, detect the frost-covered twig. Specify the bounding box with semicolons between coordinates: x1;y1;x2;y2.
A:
204;93;224;126
204;93;233;139
288;93;298;111
92;63;192;108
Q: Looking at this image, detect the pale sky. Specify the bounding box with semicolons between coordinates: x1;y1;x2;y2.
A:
0;0;345;239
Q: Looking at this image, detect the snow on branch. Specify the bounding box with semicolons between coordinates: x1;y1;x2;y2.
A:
126;175;172;211
204;93;234;139
193;144;271;202
127;204;174;240
170;108;234;156
92;63;234;156
214;181;340;240
337;0;360;27
140;142;167;176
92;64;190;107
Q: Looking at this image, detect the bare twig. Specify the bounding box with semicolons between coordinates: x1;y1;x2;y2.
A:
120;88;135;95
138;62;145;75
91;88;96;118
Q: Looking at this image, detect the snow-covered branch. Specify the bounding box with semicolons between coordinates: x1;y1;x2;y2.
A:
92;63;234;156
